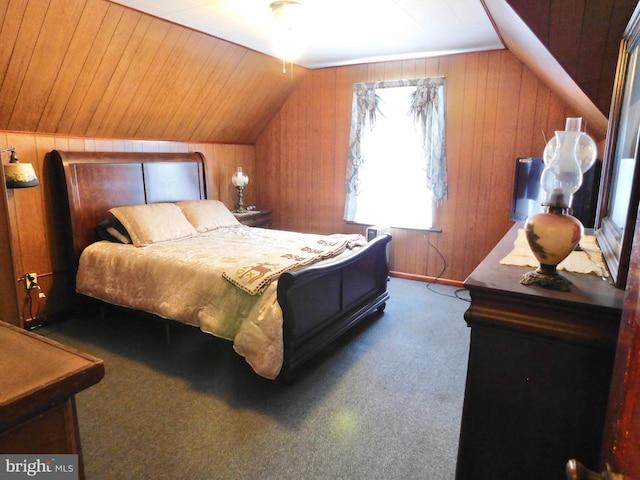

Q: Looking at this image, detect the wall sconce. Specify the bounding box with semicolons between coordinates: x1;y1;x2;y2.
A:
2;146;39;189
231;167;249;213
521;117;597;291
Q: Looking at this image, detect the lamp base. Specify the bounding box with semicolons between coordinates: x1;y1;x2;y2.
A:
234;185;246;214
521;265;572;292
522;207;583;293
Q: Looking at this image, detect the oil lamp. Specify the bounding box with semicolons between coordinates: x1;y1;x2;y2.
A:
231;167;249;213
521;118;597;291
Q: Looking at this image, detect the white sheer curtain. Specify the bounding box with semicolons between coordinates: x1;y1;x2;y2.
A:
344;77;446;230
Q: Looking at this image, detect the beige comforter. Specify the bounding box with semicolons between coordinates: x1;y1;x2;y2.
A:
76;225;364;379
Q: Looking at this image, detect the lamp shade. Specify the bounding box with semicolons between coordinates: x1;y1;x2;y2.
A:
539;117;594;209
231;167;249;188
4;162;39;188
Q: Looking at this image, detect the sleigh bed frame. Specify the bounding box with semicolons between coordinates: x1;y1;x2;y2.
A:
52;150;390;381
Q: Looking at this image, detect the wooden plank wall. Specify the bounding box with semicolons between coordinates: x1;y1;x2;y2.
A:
0;1;621;322
255;49;591;282
0;131;255;326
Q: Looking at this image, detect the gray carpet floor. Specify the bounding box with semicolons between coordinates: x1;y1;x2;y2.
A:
39;277;471;480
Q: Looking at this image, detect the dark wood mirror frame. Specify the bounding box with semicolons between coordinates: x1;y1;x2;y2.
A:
596;4;640;289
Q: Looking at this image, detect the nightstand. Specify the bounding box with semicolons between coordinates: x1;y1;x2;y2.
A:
233;210;272;228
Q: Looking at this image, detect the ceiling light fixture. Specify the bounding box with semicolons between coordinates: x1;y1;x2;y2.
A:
269;0;303;74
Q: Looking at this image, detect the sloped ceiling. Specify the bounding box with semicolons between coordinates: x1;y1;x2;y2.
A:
505;0;637;118
0;0;305;144
0;0;635;144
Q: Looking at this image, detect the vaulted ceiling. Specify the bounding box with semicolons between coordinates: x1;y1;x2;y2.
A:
0;0;636;144
108;0;504;69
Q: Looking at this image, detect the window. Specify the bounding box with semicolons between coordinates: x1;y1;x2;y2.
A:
344;78;446;230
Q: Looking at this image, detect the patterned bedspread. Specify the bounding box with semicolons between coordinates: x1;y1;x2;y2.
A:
223;235;363;295
75;225;364;379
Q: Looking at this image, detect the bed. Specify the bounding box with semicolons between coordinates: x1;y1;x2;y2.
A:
52;150;391;381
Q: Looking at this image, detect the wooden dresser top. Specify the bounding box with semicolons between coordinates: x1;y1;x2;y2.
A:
464;223;625;311
0;321;104;431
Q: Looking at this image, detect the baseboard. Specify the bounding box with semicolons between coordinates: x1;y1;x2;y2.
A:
389;271;464;289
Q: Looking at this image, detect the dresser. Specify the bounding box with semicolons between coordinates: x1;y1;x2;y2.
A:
0;321;104;480
455;224;625;480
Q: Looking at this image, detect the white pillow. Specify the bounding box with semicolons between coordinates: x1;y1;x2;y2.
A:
109;203;197;246
176;200;240;232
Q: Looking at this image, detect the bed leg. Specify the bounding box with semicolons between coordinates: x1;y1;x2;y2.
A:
165;323;171;345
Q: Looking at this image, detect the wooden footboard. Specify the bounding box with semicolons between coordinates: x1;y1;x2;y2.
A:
277;234;391;382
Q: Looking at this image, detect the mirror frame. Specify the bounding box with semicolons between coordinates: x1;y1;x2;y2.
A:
596;4;640;289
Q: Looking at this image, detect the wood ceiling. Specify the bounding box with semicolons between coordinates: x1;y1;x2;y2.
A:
0;0;636;144
0;0;306;144
506;0;637;117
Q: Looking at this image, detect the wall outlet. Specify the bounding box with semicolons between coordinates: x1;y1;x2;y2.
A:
25;272;37;290
38;291;46;313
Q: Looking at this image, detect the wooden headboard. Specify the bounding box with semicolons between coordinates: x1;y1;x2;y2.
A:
52;150;208;263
